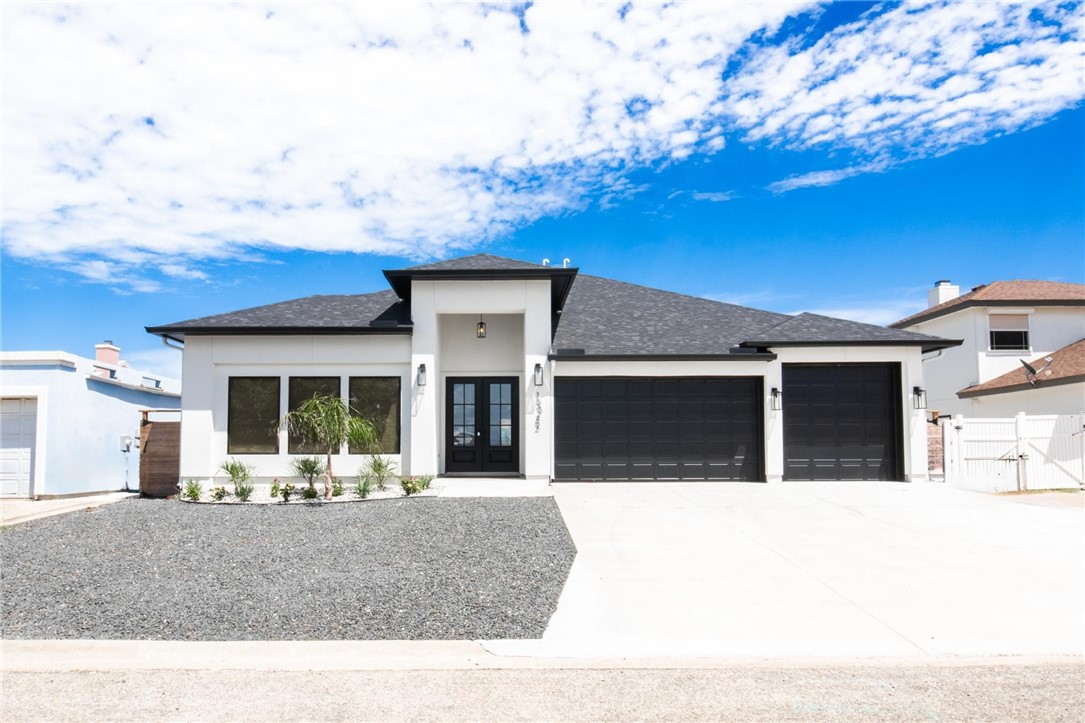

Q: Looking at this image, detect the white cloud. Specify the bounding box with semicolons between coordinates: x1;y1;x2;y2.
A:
726;2;1085;162
767;162;885;193
691;191;736;203
1;1;1081;288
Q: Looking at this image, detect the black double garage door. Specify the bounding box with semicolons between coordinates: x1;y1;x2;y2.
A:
555;377;764;481
554;365;903;482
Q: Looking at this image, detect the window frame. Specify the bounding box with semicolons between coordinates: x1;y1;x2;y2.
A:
227;376;282;455
988;314;1030;352
287;376;343;454
348;376;402;454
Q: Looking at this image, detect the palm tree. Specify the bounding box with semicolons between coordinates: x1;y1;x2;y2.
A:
279;394;377;500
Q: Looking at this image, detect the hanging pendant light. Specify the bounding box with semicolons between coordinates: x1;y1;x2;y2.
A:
476;315;487;339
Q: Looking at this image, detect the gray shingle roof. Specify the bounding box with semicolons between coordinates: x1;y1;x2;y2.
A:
552;275;792;356
407;253;547;271
147;255;959;353
742;313;949;349
146;289;409;338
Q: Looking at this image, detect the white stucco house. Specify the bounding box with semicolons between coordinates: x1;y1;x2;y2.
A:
147;254;957;486
0;342;182;498
891;280;1085;417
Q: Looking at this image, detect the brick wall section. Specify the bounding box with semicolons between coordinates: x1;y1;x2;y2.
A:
927;420;944;475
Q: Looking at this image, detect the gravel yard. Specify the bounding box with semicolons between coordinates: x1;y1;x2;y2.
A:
1;497;576;641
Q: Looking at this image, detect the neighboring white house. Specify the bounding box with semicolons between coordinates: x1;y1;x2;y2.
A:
147;254;957;486
0;342;182;498
892;280;1085;418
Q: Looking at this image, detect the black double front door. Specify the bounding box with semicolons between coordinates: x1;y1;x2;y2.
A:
445;377;519;474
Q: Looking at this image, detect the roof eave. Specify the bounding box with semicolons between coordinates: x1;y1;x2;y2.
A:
549;352;778;362
145;326;413;341
383;267;579;312
957;374;1085;398
892;299;1085;328
740;339;962;353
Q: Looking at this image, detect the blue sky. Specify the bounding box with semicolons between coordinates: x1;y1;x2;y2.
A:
2;1;1083;379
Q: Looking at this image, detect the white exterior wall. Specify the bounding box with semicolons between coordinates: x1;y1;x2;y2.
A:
180;335;411;484
408;279;553;480
908;306;1085;417
1;354;181;497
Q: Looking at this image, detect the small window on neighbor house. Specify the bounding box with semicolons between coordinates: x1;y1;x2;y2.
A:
228;377;280;454
348;377;401;454
989;314;1030;351
288;377;341;454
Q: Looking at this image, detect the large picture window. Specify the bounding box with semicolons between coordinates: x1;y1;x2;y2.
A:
989;314;1030;351
349;377;401;454
228;377;280;454
288;377;341;453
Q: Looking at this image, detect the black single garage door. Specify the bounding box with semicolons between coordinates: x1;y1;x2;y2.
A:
554;378;763;481
782;364;903;481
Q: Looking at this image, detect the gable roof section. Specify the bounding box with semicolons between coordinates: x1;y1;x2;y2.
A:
384;253;578;316
145;289;410;341
892;280;1085;328
406;254;547;271
957;338;1085;398
552;274;790;357
740;313;952;353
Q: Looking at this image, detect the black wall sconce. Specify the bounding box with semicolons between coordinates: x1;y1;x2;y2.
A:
533;363;544;386
770;387;782;410
913;386;926;409
476;315;487;339
417;364;427;387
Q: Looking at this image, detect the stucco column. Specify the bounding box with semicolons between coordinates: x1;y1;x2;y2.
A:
763;357;784;483
409;282;439;477
523;283;552;481
903;347;929;483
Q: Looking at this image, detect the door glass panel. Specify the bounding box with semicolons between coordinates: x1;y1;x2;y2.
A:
452;383;476;446
489;383;513;448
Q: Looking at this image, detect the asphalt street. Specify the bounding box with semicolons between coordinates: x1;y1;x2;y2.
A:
3;660;1081;721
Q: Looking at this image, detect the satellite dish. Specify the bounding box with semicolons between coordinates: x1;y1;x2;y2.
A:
1020;357;1054;387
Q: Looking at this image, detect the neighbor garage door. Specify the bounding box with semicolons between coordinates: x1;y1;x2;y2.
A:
782;364;902;481
1;398;37;498
554;378;763;481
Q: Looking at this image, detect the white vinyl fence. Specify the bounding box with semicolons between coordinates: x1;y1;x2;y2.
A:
943;413;1085;492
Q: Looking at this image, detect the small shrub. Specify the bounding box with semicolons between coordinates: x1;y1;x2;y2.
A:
362;456;397;491
400;477;422;496
354;476;372;499
416;475;433;491
181;479;202;502
210;485;229;502
278;482;296;503
331;477;344;497
234;482;254;502
301;485;319;500
290;456;325;490
270;480;281;499
220;458;255;485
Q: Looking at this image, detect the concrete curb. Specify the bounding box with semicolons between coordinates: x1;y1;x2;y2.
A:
0;492;138;526
1;640;1080;672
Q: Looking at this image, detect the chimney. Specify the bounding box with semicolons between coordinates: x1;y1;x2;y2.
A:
928;280;959;308
95;340;120;366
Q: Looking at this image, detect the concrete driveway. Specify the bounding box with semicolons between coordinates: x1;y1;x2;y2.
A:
487;483;1084;659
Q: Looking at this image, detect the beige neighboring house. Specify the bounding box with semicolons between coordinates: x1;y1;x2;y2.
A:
892;280;1085;418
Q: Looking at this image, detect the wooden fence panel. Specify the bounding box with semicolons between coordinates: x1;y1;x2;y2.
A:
140;420;180;497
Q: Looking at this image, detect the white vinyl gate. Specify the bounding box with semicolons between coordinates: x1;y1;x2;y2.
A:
943;413;1085;492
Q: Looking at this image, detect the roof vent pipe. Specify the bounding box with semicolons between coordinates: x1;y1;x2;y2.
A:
563;258;571;268
542;258;550;266
928;280;959;308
